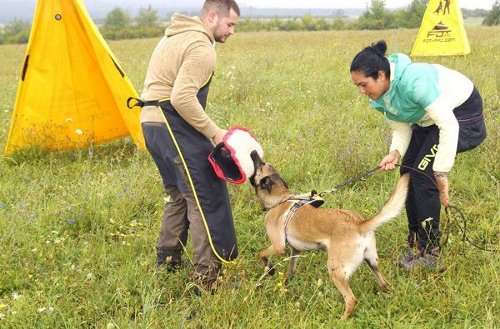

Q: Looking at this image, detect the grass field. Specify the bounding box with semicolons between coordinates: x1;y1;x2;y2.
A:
0;26;499;328
463;17;485;27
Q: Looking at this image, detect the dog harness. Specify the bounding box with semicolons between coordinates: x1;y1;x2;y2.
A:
283;192;324;232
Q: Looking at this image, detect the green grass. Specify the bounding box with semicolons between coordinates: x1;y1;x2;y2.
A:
463;17;485;27
0;27;499;328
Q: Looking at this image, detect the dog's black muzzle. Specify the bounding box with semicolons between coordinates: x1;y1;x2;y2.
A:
249;150;264;187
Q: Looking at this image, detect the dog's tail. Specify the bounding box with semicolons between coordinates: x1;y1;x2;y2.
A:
359;173;410;234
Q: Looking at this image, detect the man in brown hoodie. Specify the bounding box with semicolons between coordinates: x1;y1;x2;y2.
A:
139;0;240;291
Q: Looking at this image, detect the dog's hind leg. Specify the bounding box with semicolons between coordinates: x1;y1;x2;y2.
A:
327;258;357;320
284;247;299;285
364;259;389;292
364;241;389;291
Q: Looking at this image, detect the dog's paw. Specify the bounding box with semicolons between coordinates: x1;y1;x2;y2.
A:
264;265;276;276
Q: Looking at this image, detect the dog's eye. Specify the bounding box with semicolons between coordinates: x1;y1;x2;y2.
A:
261;176;274;193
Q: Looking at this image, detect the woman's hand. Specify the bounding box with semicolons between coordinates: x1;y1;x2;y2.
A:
379;150;401;171
434;171;450;207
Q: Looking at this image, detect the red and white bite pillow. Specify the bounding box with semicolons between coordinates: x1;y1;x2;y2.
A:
208;126;264;184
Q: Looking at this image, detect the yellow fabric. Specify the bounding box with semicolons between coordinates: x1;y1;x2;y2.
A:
411;0;470;57
3;0;145;156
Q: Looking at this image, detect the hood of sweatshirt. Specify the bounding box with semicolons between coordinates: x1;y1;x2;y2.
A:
387;53;412;85
370;53;411;119
165;13;214;44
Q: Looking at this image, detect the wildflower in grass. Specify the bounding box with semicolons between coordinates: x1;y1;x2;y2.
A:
0;204;4;209
37;306;55;313
11;293;20;300
0;312;5;319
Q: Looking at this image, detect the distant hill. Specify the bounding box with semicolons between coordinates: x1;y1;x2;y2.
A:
0;0;364;24
0;0;488;25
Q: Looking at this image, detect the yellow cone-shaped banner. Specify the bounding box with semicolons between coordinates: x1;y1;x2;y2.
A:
3;0;145;156
411;0;470;56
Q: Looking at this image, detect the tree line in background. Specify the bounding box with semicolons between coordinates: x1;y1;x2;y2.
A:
0;0;498;45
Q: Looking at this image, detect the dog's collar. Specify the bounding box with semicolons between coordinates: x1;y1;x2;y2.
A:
262;192;324;211
262;194;293;211
286;193;324;208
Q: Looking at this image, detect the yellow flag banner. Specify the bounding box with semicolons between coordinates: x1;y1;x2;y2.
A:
3;0;145;156
411;0;470;56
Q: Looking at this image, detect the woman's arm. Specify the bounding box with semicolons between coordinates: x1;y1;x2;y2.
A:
425;98;459;173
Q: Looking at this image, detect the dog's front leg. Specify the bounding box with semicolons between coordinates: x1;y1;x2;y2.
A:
258;246;275;276
258;244;286;276
259;214;287;276
284;247;299;285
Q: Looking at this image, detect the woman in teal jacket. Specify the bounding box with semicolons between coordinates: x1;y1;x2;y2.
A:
350;40;486;270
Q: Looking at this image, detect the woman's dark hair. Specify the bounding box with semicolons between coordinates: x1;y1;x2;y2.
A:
350;40;390;80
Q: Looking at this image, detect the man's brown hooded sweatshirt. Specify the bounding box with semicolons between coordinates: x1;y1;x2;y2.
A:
140;13;220;140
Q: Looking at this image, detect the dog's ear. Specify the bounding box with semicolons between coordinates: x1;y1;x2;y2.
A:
278;174;289;189
261;176;274;193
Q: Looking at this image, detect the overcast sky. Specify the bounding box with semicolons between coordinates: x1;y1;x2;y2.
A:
237;0;494;9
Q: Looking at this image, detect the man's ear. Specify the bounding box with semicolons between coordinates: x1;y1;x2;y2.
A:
206;10;219;25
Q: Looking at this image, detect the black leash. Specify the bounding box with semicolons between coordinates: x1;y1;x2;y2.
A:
395;164;497;253
317;164;497;253
443;205;498;253
318;166;380;197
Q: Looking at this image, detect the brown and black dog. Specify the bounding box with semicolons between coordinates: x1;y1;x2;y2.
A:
249;151;409;319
